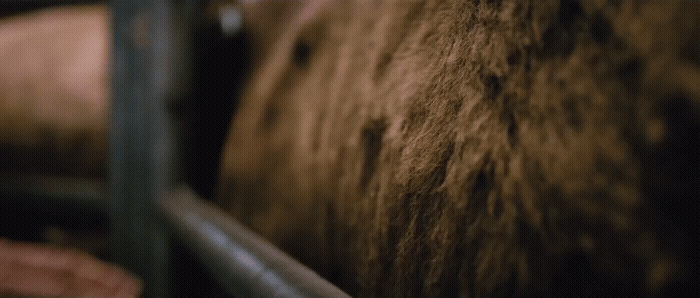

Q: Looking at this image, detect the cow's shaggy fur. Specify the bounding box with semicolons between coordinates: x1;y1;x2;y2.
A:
218;0;700;296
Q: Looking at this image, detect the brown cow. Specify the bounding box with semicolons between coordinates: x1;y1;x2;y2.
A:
217;0;700;296
0;5;110;177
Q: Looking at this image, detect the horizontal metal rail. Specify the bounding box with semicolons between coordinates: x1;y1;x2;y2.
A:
160;186;350;298
0;172;107;212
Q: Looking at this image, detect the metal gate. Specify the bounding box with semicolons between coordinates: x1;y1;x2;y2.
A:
0;1;349;296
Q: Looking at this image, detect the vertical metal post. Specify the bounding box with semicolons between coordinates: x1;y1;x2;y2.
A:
109;0;194;296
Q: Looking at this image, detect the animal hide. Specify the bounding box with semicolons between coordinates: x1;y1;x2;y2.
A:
0;238;142;296
217;0;700;296
0;5;110;177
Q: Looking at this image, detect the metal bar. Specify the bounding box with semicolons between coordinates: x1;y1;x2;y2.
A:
109;0;185;296
0;173;109;245
0;172;107;213
160;186;351;298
